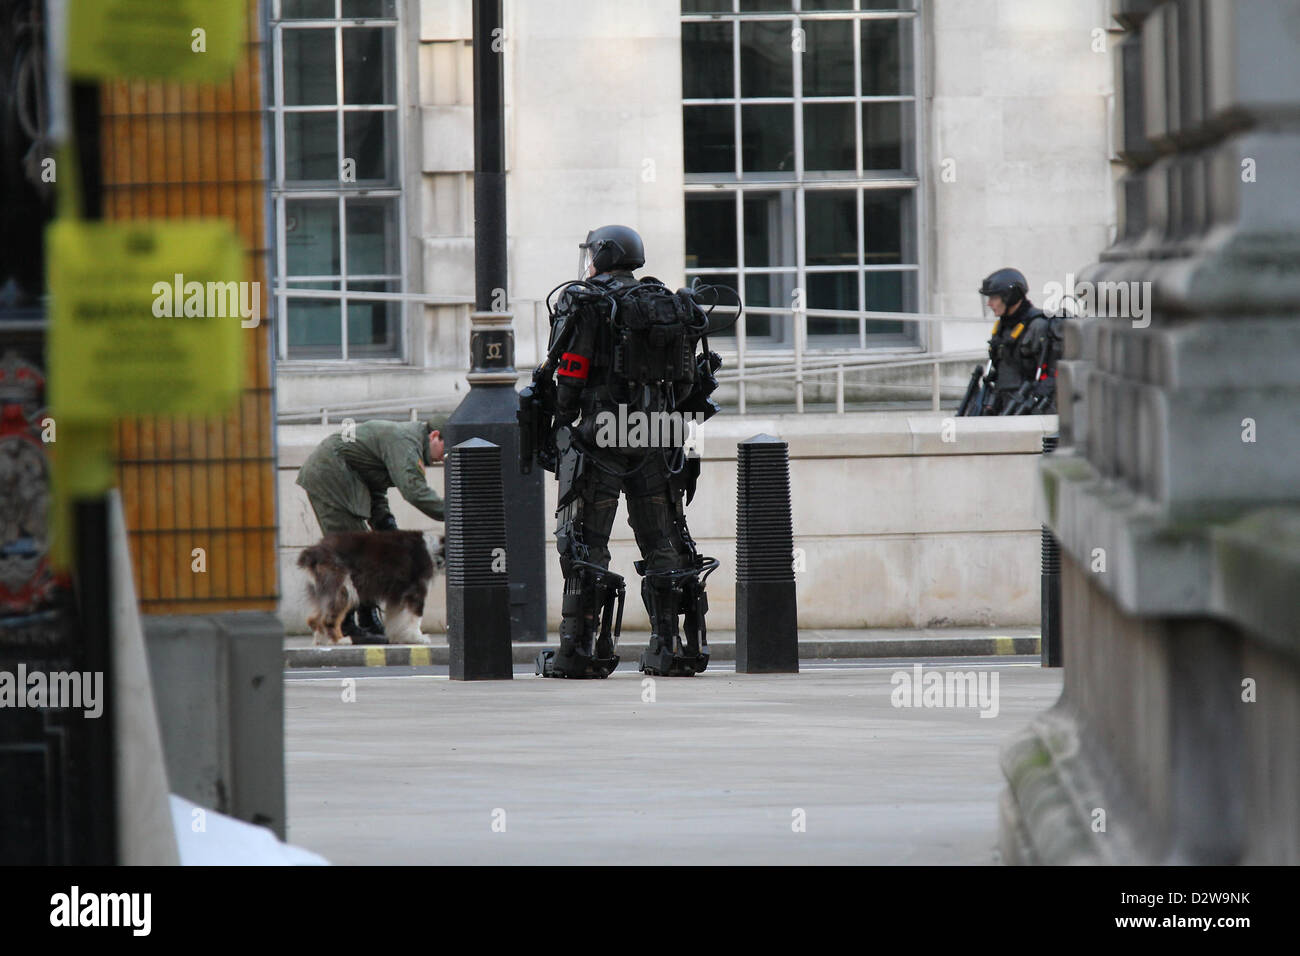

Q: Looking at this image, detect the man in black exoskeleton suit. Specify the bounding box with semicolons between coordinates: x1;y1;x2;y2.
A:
958;267;1063;416
518;225;725;679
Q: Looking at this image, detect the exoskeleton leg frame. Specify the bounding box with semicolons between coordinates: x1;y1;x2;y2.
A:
536;555;627;680
637;557;718;677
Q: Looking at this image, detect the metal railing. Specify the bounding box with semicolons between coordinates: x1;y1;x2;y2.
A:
274;291;991;422
709;305;988;413
716;348;986;414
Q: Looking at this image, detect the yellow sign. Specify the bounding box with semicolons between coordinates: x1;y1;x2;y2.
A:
48;219;248;421
48;421;115;569
66;0;245;82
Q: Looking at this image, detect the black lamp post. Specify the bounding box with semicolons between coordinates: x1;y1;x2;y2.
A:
443;0;547;644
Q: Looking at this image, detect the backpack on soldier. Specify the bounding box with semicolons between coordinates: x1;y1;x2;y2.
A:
608;278;711;409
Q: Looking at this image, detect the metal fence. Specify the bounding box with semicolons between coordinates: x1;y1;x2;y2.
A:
274;289;991;423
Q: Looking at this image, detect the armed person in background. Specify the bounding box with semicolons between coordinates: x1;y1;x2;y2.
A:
958;268;1063;416
296;416;447;642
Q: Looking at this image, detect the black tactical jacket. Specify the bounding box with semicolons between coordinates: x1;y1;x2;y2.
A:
988;300;1047;392
552;270;635;423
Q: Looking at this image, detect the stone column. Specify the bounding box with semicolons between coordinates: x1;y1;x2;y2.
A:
1000;0;1300;865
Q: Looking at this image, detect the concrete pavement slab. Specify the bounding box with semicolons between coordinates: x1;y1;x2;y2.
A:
285;660;1063;864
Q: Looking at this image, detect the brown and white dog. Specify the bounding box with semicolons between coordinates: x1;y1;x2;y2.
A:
298;530;442;646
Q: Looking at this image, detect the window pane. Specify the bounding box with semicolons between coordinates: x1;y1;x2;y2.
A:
863;189;910;264
861;18;912;96
282;0;334;18
803;103;855;172
346;199;397;276
286;200;340;275
342;0;397;16
807;271;857;309
285;279;340;290
287;298;342;359
864;271;914;332
743;272;792;337
684;106;735;173
284;112;338;182
344;111;396;183
806;271;858;338
739;0;791;10
801;20;853;96
743;190;795;267
802;0;858;9
347;281;399;356
283;28;336;105
685;195;737;269
343;27;394;104
740;21;792;98
741;104;794;173
682;22;733;99
682;0;732;11
862;102;903;170
805;191;857;266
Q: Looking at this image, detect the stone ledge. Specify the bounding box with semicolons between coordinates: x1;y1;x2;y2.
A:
276;411;1059;466
1040;450;1300;652
999;708;1138;865
1211;508;1300;659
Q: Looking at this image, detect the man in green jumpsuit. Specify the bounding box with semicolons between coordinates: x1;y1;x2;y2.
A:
296;416;447;642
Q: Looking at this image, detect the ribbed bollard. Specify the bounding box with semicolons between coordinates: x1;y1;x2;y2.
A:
735;434;798;673
1041;434;1063;668
446;438;512;680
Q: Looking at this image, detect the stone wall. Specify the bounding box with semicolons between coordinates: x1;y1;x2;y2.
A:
1001;0;1300;865
277;412;1057;634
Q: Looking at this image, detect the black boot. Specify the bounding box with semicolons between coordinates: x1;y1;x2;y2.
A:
537;590;616;679
637;574;706;676
340;609;364;642
350;603;387;645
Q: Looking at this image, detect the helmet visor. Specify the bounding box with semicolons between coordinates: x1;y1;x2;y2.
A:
577;241;596;281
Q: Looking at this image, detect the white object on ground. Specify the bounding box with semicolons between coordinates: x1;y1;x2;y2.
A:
170;795;330;866
110;491;180;865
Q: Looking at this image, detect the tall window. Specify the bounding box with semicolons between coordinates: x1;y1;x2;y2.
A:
270;0;404;360
681;0;920;350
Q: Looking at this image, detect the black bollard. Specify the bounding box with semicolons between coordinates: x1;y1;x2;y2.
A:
1041;433;1063;668
445;438;513;680
735;434;798;673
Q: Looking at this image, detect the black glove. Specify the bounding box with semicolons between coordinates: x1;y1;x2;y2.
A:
372;514;398;531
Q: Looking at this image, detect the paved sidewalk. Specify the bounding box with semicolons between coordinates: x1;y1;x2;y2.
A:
285;658;1062;864
283;626;1042;668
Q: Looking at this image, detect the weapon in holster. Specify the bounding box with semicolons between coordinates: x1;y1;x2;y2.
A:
517;372;556;474
1024;380;1056;415
957;360;993;417
1004;333;1054;416
518;304;584;474
675;348;723;422
1002;379;1034;416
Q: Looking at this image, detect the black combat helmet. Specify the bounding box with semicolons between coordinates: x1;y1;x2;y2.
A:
578;225;645;278
979;267;1029;308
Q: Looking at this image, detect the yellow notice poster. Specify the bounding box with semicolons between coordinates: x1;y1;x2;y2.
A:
48;219;248;422
66;0;245;82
